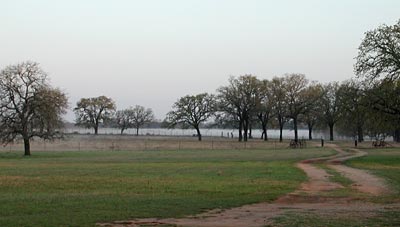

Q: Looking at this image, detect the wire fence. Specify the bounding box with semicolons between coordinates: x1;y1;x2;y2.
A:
0;134;315;152
63;127;320;139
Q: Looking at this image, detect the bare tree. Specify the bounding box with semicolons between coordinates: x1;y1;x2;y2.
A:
131;105;154;136
74;96;116;135
0;61;68;155
115;109;134;135
115;105;154;135
166;93;215;141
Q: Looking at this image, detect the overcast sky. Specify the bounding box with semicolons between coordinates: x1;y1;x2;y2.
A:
1;0;399;121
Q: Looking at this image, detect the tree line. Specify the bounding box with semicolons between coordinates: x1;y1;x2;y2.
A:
0;20;399;155
165;73;399;143
74;97;155;136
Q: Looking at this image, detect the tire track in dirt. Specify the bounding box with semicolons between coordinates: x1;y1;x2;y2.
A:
98;144;394;227
327;146;391;195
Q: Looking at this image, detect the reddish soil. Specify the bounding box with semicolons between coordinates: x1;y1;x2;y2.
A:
327;146;391;195
294;163;344;194
98;144;395;227
329;164;390;195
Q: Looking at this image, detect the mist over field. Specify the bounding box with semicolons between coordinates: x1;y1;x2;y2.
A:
1;0;399;121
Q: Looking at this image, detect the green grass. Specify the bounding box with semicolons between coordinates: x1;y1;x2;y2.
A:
0;148;334;227
316;164;353;187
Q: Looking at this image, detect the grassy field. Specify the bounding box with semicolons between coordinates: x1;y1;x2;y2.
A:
0;148;333;227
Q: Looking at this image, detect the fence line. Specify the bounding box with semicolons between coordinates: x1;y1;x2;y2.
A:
63;127;326;139
1;135;305;152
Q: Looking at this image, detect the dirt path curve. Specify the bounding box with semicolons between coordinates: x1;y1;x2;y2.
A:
327;146;391;195
292;163;344;194
98;144;393;227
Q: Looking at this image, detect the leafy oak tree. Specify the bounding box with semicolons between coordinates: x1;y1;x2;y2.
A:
218;75;261;142
257;79;274;141
355;19;400;142
166;93;215;141
320;82;342;141
367;78;400;142
0;61;68;156
301;83;324;140
283;74;315;142
74;96;116;135
355;19;400;82
270;76;289;142
336;80;367;142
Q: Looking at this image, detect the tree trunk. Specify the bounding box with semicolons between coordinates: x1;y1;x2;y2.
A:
238;120;243;142
136;127;139;136
293;117;298;142
243;119;248;142
357;126;364;142
243;128;248;141
278;117;283;142
329;124;334;141
249;123;252;139
94;125;99;135
24;137;31;156
262;127;268;141
308;125;313;140
394;128;400;143
258;113;268;141
120;128;125;135
195;127;202;141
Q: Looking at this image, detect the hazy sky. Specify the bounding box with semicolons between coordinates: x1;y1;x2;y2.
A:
1;0;399;121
